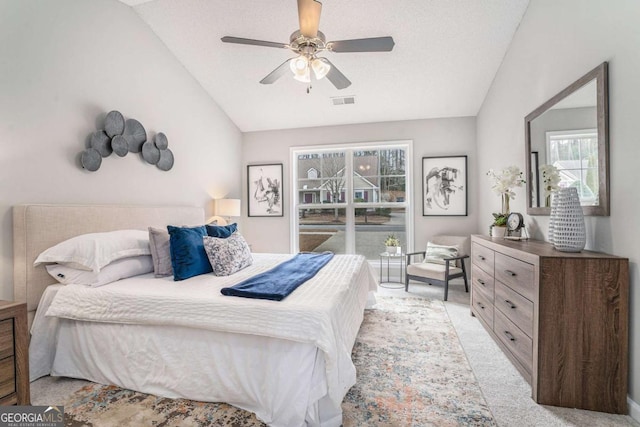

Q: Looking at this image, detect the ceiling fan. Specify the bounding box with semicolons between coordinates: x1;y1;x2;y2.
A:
221;0;395;91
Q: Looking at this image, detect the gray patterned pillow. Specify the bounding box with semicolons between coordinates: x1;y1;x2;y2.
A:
203;233;253;276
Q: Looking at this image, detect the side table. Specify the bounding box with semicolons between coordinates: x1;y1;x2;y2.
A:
379;252;406;288
0;301;30;405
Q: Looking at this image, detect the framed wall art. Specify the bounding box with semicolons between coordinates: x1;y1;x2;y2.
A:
247;163;284;217
422;155;467;216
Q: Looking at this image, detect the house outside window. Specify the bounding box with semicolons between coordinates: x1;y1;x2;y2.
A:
546;129;598;205
292;141;412;260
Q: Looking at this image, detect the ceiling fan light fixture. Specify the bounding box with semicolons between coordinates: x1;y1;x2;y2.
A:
290;55;309;74
311;57;330;80
293;67;311;83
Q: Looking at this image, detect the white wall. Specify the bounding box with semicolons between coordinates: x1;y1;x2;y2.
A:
0;0;242;300
477;0;640;409
242;117;477;255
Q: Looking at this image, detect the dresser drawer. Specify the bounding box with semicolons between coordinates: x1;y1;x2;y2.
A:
495;281;534;339
0;320;13;360
472;288;494;329
0;356;16;399
472;264;494;300
494;253;534;301
471;242;494;274
494;309;533;374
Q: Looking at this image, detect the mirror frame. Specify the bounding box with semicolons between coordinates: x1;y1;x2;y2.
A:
525;62;609;216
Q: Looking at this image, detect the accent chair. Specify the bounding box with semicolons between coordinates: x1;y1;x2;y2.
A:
405;235;470;301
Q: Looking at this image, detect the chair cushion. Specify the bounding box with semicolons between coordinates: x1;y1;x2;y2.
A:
407;262;463;282
424;241;459;265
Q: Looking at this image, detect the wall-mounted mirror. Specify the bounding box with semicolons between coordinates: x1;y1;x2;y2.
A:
525;62;609;216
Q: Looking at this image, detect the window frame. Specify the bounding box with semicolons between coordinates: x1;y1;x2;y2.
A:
545;128;599;204
290;140;413;256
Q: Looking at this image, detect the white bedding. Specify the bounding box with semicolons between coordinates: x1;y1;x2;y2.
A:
31;253;377;426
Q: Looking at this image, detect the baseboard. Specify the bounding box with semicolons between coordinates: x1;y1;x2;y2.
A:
628;396;640;423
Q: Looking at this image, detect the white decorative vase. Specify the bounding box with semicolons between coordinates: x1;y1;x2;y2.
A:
548;192;559;244
550;187;586;252
385;246;398;254
490;226;507;238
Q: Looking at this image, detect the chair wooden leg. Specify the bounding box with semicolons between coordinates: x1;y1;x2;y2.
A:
404;275;409;292
461;262;469;293
444;280;449;301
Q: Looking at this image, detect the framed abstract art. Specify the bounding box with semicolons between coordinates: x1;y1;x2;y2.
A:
247;163;284;217
422;155;467;216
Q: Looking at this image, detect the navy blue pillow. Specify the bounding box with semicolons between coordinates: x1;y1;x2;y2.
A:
167;225;212;281
205;223;238;238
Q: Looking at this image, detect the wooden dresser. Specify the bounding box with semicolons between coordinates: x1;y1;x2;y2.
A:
470;235;628;414
0;301;29;405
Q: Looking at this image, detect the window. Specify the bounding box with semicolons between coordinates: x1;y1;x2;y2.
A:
292;141;412;260
546;129;598;205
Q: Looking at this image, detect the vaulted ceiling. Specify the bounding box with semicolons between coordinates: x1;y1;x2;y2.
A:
120;0;530;132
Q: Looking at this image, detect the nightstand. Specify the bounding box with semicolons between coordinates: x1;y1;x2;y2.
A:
0;301;29;405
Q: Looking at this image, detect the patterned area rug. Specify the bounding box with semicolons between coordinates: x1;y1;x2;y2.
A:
63;297;495;426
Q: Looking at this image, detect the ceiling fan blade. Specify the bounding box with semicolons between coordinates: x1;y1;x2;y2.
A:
297;0;322;38
221;36;288;49
321;58;351;90
328;36;395;53
260;59;293;85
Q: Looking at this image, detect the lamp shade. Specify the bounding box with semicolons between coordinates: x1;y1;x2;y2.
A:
290;55;311;82
311;57;331;80
214;199;241;218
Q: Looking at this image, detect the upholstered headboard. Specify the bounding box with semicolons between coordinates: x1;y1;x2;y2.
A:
13;204;205;324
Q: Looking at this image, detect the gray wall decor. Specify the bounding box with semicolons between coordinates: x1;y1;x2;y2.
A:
141;141;160;164
124;119;146;153
90;130;112;157
81;148;102;171
111;135;129;157
104;110;125;137
79;110;173;171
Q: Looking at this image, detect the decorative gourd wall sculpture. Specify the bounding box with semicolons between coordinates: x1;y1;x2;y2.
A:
80;110;174;171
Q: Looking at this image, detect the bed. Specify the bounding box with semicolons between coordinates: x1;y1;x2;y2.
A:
14;204;377;427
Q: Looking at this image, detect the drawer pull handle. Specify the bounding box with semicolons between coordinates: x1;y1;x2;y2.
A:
505;269;517;277
505;299;516;309
478;255;486;261
477;279;486;286
476;302;485;310
504;331;516;342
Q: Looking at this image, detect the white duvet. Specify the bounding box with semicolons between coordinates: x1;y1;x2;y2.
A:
45;253;377;407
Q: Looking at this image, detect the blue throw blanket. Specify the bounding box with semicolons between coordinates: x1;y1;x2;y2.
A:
220;252;334;301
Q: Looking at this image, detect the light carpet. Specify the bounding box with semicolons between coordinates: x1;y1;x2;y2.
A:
61;297;494;426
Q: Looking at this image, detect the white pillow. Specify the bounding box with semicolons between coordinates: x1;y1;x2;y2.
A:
148;227;173;277
45;255;153;287
34;229;150;272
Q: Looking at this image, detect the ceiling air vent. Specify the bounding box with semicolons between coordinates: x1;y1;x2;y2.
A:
331;95;356;106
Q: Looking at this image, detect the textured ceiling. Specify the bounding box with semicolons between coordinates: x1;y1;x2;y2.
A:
125;0;529;132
